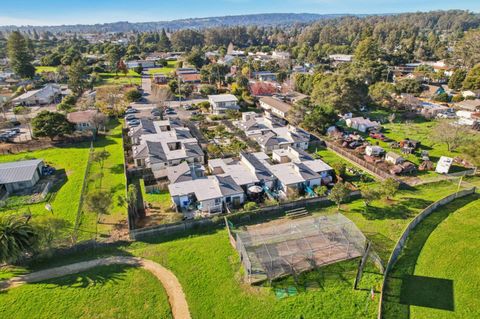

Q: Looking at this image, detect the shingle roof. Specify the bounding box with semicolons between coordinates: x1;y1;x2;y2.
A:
0;159;43;184
145;141;166;164
260;96;292;114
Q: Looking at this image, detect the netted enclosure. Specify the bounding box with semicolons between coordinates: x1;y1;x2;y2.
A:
234;213;367;283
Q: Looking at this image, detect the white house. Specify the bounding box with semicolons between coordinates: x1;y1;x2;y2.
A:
208;94;239;114
345;117;381;133
12;84;61;106
126;60;156;69
385;152;405;165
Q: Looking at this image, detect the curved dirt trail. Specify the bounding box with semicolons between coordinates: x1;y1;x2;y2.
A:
0;256;191;319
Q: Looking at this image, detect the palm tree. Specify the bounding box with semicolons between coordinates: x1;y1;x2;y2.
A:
0;215;37;264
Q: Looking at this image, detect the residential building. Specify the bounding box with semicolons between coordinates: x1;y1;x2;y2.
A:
272;51;291;60
67;110;100;131
456;99;480;112
385;152;405;165
168;175;245;214
130;119;204;178
0;159;44;193
126;60;156;69
12;84;61;106
253;71;277;82
208;94;239;114
235;112;310;153
345;117;381;133
259;96;291;119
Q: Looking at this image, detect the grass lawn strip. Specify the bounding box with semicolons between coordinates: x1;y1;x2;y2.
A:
0;264;173;319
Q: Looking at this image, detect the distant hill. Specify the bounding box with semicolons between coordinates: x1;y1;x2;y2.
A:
0;13;355;33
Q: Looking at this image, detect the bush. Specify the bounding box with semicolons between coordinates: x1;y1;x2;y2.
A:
451;94;464;102
124;88;142;102
200;84;217;96
244;201;258;211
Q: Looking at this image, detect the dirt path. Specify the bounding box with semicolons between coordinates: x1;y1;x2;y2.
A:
0;256;191;319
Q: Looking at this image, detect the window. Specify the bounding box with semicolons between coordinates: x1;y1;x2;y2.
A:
214;198;221;205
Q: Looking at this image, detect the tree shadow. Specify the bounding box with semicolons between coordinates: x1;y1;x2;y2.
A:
400;275;454;311
399;197;434;210
110;163;125;175
382;194;479;318
355;203;415;220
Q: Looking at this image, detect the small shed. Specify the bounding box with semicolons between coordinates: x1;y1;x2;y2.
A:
385;152;404;165
435;156;453;174
365;145;384;157
0;159;44;193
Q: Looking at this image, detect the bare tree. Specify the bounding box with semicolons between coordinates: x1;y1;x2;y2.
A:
432;120;470;152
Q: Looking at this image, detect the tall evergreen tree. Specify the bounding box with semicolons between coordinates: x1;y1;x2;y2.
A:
159;29;172;52
68;59;87;95
7;31;35;78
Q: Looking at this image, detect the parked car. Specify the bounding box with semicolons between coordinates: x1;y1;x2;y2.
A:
369;131;389;141
127;119;141;127
125;108;139;114
151;110;162;117
165;110;176;115
125;114;137;120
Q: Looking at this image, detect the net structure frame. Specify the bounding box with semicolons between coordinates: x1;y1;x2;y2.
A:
234;213;367;283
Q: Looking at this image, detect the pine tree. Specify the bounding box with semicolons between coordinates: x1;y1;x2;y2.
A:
7;31;35;79
159;29;171;52
68;59;87;95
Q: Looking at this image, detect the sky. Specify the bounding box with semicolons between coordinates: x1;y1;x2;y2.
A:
1;0;479;26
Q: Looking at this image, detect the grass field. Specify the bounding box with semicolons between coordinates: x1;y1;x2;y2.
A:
382;194;480;319
134;230;382;319
0;142;91;230
1;177;477;318
35;66;57;73
0;265;172;319
147;61;177;75
78;121;127;239
97;70;141;86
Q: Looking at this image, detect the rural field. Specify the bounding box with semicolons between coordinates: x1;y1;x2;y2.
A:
0;265;172;319
382;194;480;319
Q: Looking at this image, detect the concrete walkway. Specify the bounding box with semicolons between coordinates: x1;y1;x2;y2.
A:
0;256;191;319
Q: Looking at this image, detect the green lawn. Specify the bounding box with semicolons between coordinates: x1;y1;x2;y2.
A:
382;194;480;318
97;70;141;86
78;121;127;239
0;142;91;232
0;265;172;319
147;61;177;75
35;66;57;73
134;230;381;319
140;179;171;208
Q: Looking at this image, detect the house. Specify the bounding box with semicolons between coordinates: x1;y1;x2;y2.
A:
365;145;384;157
385;152;405;165
251;149;332;197
208;94;239;114
12;84;61;106
329;54;353;66
272;51;290;60
166;162;205;183
168;175;245;214
130;119;204;178
126;60;156;69
259;96;291;120
67;110;99;131
456;99;480;112
178;73;201;84
0;159;44;193
235;112;310;153
420;85;445;99
253;71;277;82
461;90;480;99
345;117;381;133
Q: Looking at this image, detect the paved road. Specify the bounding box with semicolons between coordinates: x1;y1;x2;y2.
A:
0;256;191;319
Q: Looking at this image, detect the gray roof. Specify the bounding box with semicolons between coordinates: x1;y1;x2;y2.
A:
241;152;275;182
215;175;244;197
145;141;167;164
0;159;43;184
167;162;198;183
184;143;204;157
295;163;321;180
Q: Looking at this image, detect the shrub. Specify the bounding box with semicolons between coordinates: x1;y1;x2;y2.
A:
244;201;258;211
124;88;142;102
